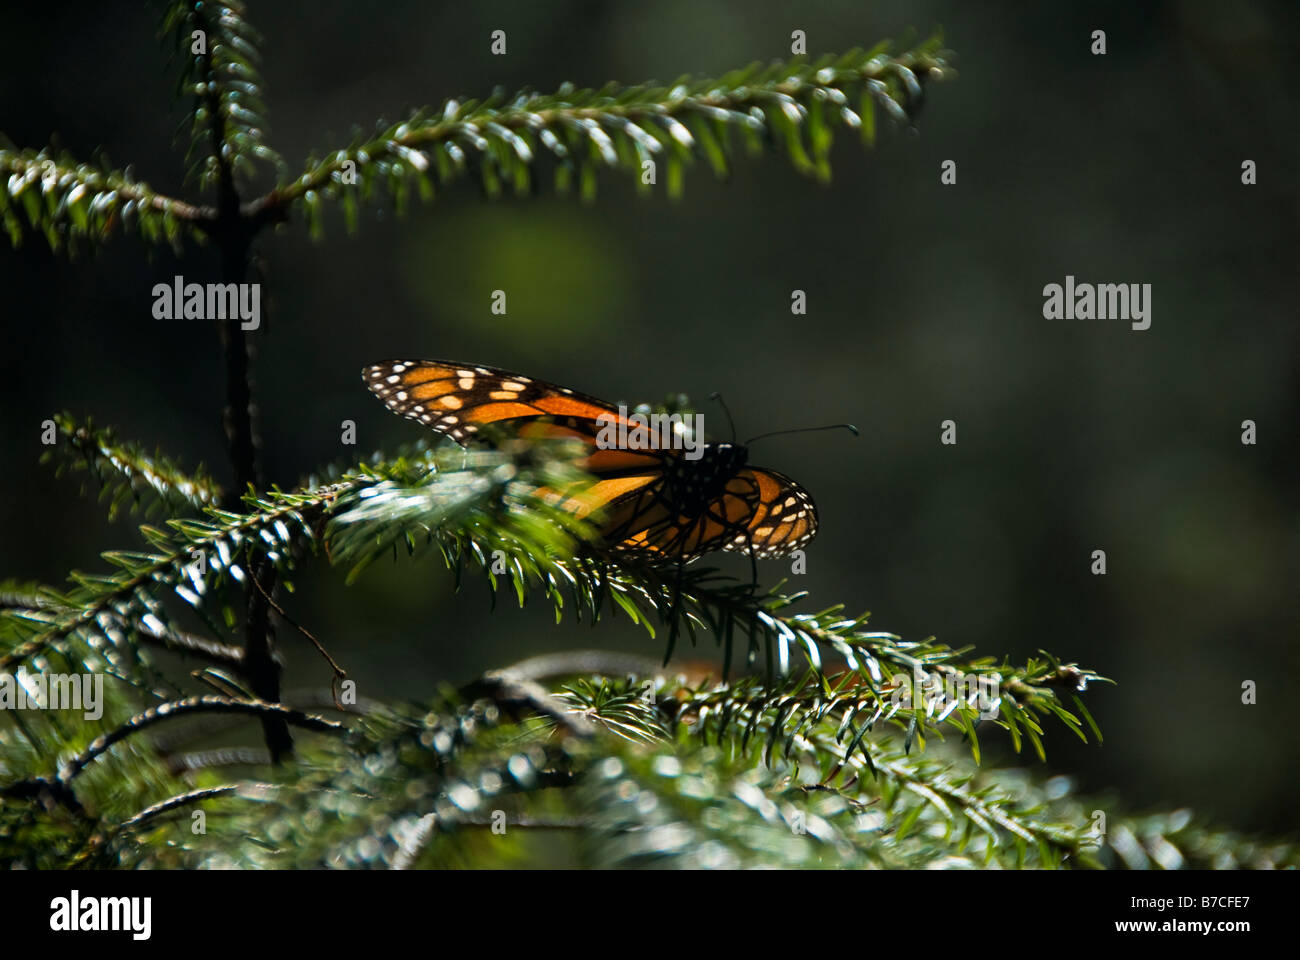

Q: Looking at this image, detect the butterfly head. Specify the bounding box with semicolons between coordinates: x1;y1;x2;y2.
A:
703;441;748;471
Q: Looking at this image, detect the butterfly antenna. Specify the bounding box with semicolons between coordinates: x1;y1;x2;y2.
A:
708;392;738;443
745;423;859;445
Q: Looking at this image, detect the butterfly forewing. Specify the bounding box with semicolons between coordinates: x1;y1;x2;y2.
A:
364;360;639;442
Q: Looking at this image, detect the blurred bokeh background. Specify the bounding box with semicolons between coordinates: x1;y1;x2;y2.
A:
1;1;1296;836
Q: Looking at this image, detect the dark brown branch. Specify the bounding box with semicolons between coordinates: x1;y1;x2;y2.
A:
72;783;268;866
111;784;246;835
55;695;343;784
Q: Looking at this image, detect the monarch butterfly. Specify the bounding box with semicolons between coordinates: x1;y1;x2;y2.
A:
363;359;842;565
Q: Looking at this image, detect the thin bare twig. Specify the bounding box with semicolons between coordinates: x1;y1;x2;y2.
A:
248;565;348;707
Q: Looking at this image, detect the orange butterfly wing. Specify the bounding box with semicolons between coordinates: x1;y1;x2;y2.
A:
365;360;638;443
726;467;818;558
594;465;816;560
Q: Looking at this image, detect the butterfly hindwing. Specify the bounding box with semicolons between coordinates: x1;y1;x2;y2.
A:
725;467;818;558
593;464;817;561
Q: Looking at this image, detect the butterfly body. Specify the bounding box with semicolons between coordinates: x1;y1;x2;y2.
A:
663;442;746;505
364;360;817;563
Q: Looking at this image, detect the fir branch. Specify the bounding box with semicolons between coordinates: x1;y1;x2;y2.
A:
0;444;598;680
559;672;1084;862
0;447;494;673
418;544;1107;761
0;583;244;669
1087;808;1299;870
160;0;284;191
7;655;1285;870
566;675;1298;869
554;678;670;745
0;487;330;673
280;38;951;236
636;582;1111;765
5;432;1106;764
42;412;222;520
0;146;209;254
579;735;1084;869
218;697;579;868
2;36;949;253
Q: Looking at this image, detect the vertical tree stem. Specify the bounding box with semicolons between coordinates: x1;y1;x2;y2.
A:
202;16;292;762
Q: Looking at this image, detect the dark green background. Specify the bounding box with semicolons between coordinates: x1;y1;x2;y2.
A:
2;1;1296;835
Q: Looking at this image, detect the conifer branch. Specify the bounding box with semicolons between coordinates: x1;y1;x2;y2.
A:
0;584;244;669
42;413;222;519
1;32;948;254
4;441;1105;764
0;488;328;673
0;147;210;254
280;38;950;236
160;0;284;190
